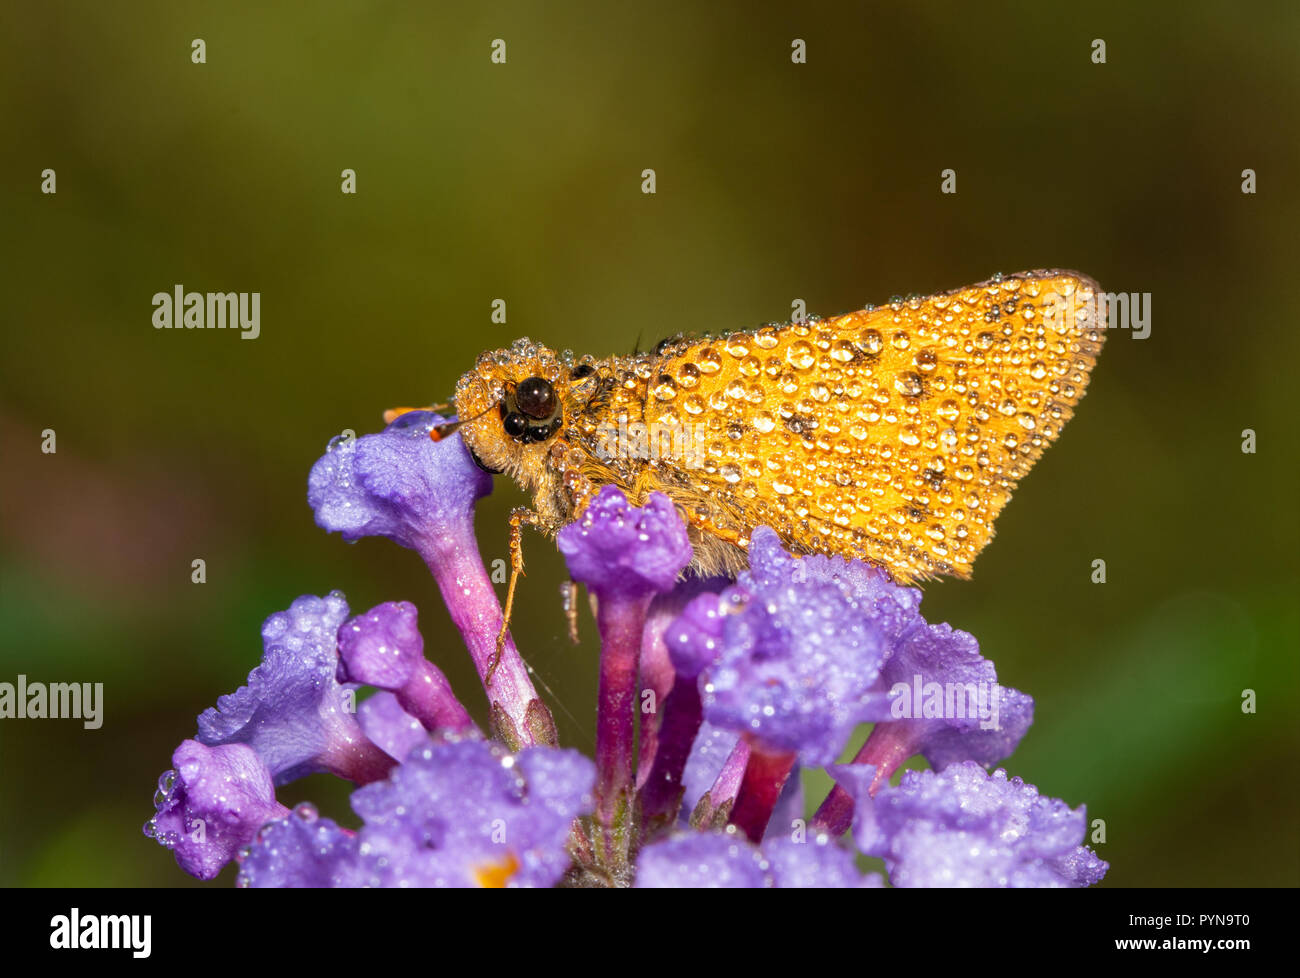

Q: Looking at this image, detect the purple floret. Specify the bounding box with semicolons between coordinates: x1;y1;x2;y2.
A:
634;831;769;888
237;804;358;888
556;485;693;599
835;761;1108;888
336;601;476;734
763;836;884;888
196;591;393;785
664;590;726;680
308;411;490;552
678;721;743;823
306;411;547;748
357;692;430;762
869;620;1035;771
672;527;888;766
776;550;923;646
346;739;595;887
146;740;289;880
635;830;884;887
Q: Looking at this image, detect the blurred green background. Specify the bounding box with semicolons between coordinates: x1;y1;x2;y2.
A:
1;1;1296;887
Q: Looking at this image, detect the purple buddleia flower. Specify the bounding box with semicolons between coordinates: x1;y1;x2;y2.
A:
308;410;551;749
237;804;358;888
670;527;888;767
679;721;743;824
834;761;1108;888
635;830;883;888
347;739;595;887
763;836;884;888
665;589;725;680
308;411;491;551
873;620;1034;771
745;536;1032;773
665;526;1037;842
634;831;769;888
636;577;727;831
772;550;923;647
556;486;693;864
556;486;694;600
357;691;431;762
145;740;289;880
814;617;1034;836
336;600;477;736
146;401;1114;889
196;591;394;786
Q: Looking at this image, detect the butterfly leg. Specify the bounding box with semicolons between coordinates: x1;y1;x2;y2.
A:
489;506;545;685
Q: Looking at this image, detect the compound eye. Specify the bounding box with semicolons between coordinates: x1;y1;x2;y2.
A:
502;411;528;437
515;376;557;420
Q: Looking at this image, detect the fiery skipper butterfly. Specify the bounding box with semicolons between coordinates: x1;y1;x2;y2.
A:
441;270;1104;660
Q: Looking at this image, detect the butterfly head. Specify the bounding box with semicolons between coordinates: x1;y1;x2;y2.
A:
454;338;602;484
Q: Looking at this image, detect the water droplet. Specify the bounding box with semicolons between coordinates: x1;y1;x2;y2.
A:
895;372;923;397
856;329;883;355
786;340;816;370
652;376;678;401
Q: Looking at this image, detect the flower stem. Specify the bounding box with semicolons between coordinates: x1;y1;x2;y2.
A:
730;741;797;843
318;738;396;786
810;724;913;837
635;593;680;787
638;679;701;834
419;534;554;748
593;592;653;867
396;660;477;734
636;588;708;836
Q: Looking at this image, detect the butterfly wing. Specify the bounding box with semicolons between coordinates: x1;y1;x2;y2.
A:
637;270;1107;583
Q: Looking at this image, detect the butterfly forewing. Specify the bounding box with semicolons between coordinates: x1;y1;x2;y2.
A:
638;270;1106;583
